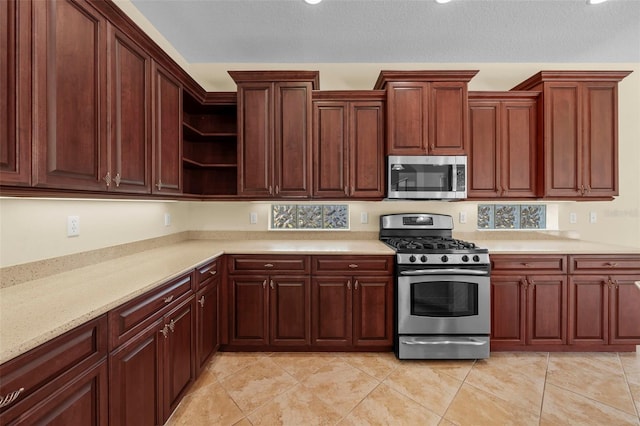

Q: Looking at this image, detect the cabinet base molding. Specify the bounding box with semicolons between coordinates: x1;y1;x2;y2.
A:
219;345;393;353
491;344;637;352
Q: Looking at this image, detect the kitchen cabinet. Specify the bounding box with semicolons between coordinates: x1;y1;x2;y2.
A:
227;255;311;347
151;61;183;195
568;255;640;347
0;316;108;425
512;71;631;200
195;258;221;374
230;71;319;199
107;26;152;193
374;71;478;155
109;272;195;424
310;256;394;348
0;0;31;187
31;0;109;191
312;91;385;199
182;92;238;197
468;92;539;199
490;255;568;349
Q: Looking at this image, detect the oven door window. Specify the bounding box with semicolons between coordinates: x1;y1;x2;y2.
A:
410;280;478;317
390;164;453;192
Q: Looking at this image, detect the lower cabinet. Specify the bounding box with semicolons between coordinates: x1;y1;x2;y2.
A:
0;316;108;425
195;268;220;374
108;272;196;425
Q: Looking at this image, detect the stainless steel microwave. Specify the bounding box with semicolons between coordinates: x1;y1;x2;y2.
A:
387;155;467;200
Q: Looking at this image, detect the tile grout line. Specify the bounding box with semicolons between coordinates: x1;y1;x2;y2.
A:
618;352;640;420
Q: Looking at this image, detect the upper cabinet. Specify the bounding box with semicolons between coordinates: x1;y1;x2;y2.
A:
0;0;31;187
108;27;152;194
230;71;318;199
468;92;539;199
312;91;385;199
31;0;109;191
374;71;478;156
512;71;631;200
152;62;183;195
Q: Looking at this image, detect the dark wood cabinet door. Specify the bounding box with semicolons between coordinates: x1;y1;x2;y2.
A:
501;100;538;197
163;297;195;420
543;83;582;197
237;82;272;197
568;276;608;344
429;82;467;155
386;82;428;155
196;278;219;374
151;62;182;195
311;276;352;346
526;275;567;345
312;101;349;198
229;275;269;345
581;82;618;198
274;82;312;197
608;275;640;344
270;275;310;345
109;320;163;426
32;0;108;191
0;0;31;186
352;276;392;346
349;101;385;198
109;28;151;193
490;275;527;347
468;100;500;198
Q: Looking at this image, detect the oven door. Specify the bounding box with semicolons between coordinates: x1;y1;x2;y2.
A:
397;269;490;335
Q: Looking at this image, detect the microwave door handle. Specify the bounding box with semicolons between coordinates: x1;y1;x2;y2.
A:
400;269;488;276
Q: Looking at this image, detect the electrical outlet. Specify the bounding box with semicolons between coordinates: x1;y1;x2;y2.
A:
569;212;577;224
250;212;258;224
67;216;80;237
590;211;597;224
459;212;467;224
164;213;171;227
360;212;368;224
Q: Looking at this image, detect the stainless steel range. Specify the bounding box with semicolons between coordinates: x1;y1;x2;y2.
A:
379;213;491;360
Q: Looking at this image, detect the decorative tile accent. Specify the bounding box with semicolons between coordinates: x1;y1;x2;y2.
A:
271;204;349;230
478;204;546;230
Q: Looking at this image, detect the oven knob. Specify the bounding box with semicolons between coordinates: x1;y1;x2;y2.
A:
462;255;469;262
409;255;416;263
473;255;480;262
441;255;448;263
420;255;427;263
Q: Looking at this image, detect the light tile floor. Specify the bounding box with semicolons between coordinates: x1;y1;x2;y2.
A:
167;351;640;426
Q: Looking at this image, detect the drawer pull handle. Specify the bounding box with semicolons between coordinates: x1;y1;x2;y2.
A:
606;262;618;268
0;388;25;409
522;263;531;267
348;264;358;269
163;295;174;304
264;263;274;268
168;320;175;333
263;280;267;289
354;280;359;290
209;270;217;276
161;325;169;338
199;296;205;307
347;280;351;290
270;280;275;289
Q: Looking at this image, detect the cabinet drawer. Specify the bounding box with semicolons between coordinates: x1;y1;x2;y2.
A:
195;257;221;289
0;315;107;415
108;272;193;349
569;255;640;273
490;255;567;274
312;255;393;275
228;255;310;274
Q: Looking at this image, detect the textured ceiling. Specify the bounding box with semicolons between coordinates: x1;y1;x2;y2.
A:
129;0;640;63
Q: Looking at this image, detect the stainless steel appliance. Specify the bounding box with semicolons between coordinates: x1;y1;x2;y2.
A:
387;155;467;200
379;213;490;360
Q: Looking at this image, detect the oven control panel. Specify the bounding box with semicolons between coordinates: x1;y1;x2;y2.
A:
397;252;490;266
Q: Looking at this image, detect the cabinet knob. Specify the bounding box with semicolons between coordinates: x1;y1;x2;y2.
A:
163;295;174;304
199;296;205;307
114;173;121;187
156;180;163;190
103;172;111;187
0;388;25;409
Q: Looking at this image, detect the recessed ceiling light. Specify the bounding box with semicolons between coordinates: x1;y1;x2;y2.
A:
587;0;608;4
304;0;322;4
435;0;452;3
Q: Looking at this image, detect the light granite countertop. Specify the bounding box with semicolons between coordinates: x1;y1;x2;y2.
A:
1;237;638;364
0;239;393;364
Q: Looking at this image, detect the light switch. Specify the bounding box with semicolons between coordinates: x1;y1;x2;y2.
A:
360;212;368;224
250;212;258;224
590;211;597;223
569;213;577;224
459;212;467;224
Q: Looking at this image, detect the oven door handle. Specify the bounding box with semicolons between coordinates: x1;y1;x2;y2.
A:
401;337;487;346
400;269;488;276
